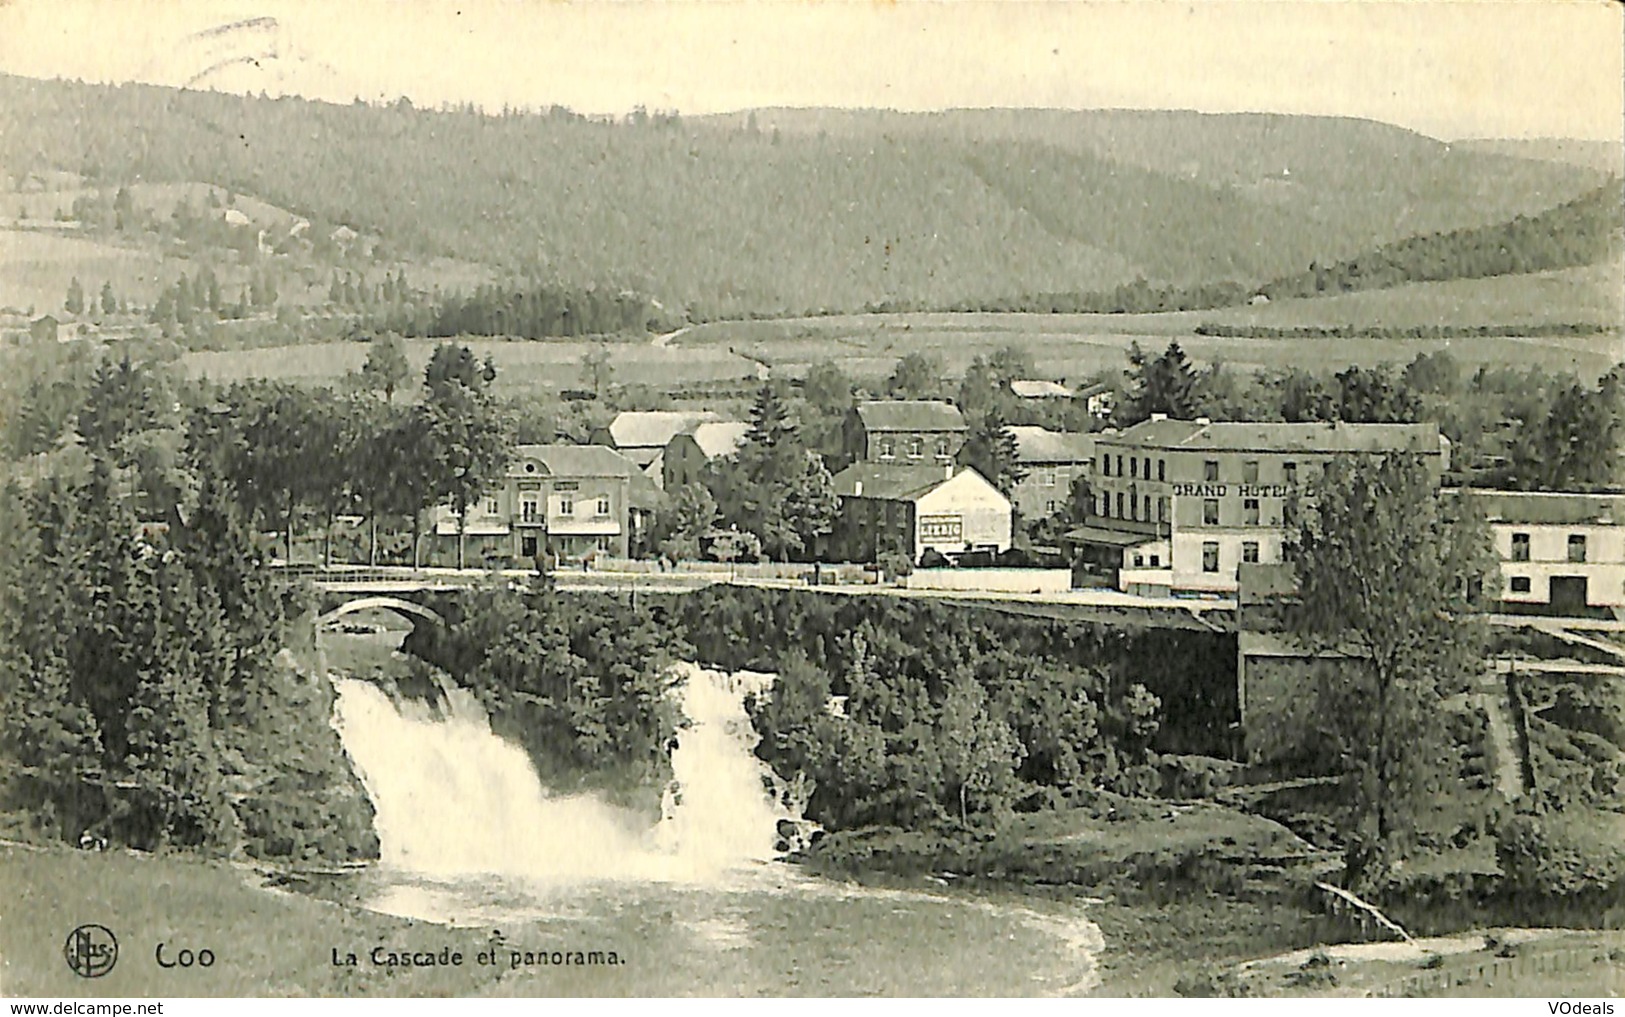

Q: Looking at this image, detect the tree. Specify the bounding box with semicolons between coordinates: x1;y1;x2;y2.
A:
64;277;85;316
580;344;614;397
417;344;512;568
887;352;946;400
77;355;163;462
360;332;410;402
935;674;1024;826
1509;375;1624;492
958;412;1026;495
1124;341;1200;423
1335;365;1420;423
654;483;717;562
1284;452;1496;888
100;280;117;316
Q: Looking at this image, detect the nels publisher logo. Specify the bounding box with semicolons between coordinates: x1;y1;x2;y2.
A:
64;924;118;978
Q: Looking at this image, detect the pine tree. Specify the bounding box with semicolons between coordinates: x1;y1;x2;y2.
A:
64;276;85;316
100;280;117;316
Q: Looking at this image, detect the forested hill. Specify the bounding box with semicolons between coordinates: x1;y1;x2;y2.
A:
0;74;1611;319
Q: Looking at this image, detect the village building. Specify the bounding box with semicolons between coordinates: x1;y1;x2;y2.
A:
1006;426;1094;520
663;421;752;490
1461;489;1625;617
1067;416;1449;596
589;410;720;488
843;400;968;466
29;314;59;344
828;461;1011;563
429;444;658;564
1009;379;1074;400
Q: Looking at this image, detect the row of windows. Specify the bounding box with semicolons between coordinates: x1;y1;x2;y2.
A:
1199;497;1295;527
878;437;953;459
1100;455;1301;485
495;496;612;518
1100;492;1165;522
1201;540;1262;572
1096;493;1296;528
1510;532;1589;563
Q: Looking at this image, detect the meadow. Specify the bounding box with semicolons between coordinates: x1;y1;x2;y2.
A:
182;335;764;393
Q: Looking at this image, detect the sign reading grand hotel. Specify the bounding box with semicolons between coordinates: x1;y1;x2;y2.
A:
1171;483;1294;498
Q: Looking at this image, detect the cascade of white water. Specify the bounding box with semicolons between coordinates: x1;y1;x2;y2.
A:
330;662;807;883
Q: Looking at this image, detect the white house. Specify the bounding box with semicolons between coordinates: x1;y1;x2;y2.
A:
1465;490;1625;615
830;462;1011;562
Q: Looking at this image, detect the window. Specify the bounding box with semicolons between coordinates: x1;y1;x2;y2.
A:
1041;470;1057;487
1116;492;1125;518
559;498;574;516
1130;458;1139;479
521;498;539;523
1097;494;1107;517
1511;576;1532;594
1144;495;1151;520
1149;554;1160;567
1203;499;1219;525
1157;497;1166;522
935;438;950;458
596;496;611;516
486;498;500;516
907;437;923;459
1102;456;1112;477
1133;553;1144;567
1144;458;1152;480
1204;460;1219;482
879;438;895;459
1568;534;1587;563
1157;459;1166;482
1130;493;1138;521
1242;541;1260;564
1242;460;1258;484
1045;500;1057;514
1243;498;1260;525
1283;461;1297;484
1116;455;1124;477
1511;533;1530;562
1202;541;1220;572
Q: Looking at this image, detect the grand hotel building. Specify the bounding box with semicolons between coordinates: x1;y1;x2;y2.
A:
1068;416;1449;596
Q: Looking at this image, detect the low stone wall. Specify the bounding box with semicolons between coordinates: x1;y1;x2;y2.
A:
903;568;1073;594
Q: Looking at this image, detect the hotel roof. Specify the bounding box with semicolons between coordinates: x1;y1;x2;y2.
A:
1101;418;1442;454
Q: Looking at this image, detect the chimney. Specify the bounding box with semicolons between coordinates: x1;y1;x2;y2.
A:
945;463;955;480
854;480;863;497
1150;412;1168;422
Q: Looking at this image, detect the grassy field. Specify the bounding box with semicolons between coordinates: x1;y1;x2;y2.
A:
1203;258;1625;332
182;337;763;393
677;309;1622;383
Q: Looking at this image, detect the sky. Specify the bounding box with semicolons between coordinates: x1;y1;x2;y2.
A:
0;0;1620;142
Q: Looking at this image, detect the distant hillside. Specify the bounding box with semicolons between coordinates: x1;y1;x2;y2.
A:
1451;138;1625;177
0;75;1610;319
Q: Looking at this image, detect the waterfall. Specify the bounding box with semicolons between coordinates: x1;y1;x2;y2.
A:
330;662;809;883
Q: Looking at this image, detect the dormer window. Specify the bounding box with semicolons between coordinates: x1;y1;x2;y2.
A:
879;438;895;459
935;438;950;459
907;437;923;459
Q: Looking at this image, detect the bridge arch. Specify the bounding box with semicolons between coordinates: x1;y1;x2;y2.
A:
318;596;445;628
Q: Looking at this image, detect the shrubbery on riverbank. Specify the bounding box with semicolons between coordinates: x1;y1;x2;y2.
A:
0;465;376;861
401;584;691;802
670;587;1235;830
